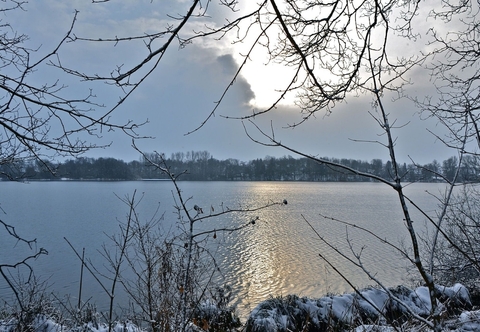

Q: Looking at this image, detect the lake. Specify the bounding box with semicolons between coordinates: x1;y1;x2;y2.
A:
0;181;447;319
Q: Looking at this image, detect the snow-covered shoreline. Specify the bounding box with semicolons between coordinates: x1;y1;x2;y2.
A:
1;283;479;332
245;284;475;331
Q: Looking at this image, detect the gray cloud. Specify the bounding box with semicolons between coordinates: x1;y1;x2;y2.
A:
217;54;256;105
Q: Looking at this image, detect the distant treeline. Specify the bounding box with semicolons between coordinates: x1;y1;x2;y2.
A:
1;150;477;182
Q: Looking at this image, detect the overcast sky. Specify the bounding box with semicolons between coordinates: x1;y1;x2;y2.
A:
6;0;456;164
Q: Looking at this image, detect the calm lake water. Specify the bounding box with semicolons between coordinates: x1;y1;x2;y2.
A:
0;181;447;318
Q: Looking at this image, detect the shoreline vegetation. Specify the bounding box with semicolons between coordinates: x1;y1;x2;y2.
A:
0;151;472;183
1;282;478;331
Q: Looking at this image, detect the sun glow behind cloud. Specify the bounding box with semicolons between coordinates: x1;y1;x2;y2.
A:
203;2;300;109
222;0;434;113
239;56;299;109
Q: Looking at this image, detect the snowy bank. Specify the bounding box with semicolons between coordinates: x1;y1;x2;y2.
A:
1;284;478;331
0;315;143;332
245;284;474;331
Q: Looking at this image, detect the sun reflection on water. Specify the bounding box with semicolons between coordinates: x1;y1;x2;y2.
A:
208;181;439;319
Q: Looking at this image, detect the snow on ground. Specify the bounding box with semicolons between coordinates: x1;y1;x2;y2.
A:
0;315;144;332
245;284;480;331
1;284;479;331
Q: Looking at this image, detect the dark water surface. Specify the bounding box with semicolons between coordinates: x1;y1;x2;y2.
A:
0;181;447;318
